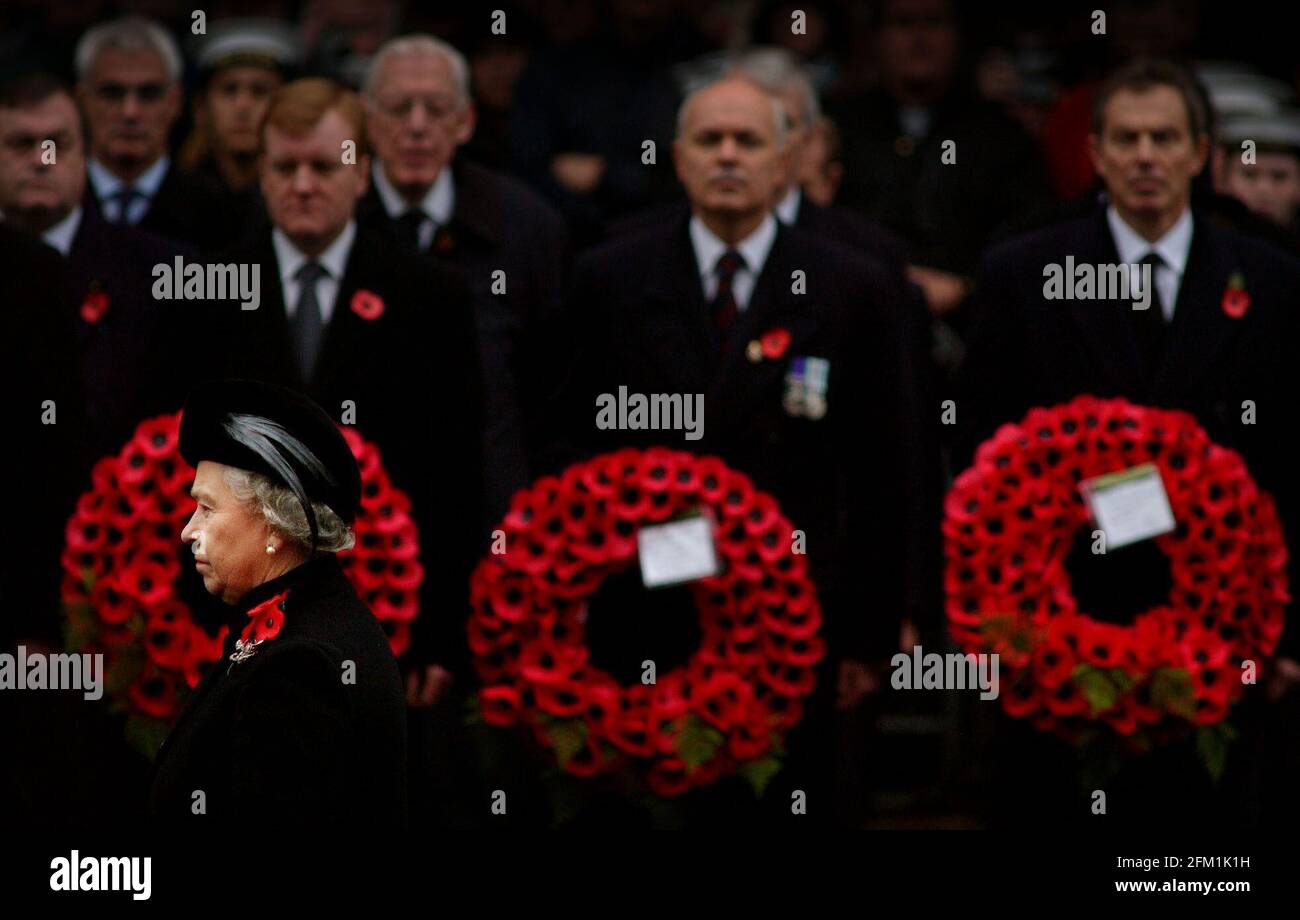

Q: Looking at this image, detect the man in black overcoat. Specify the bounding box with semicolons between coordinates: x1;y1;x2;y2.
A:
548;75;923;825
356;35;570;535
958;59;1300;828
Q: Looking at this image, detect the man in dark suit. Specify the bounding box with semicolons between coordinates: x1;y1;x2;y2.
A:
75;15;237;251
959;58;1300;826
357;34;570;538
552;75;921;824
0;73;189;459
162;79;484;722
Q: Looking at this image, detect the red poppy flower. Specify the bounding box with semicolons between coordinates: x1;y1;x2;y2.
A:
182;624;228;688
1221;286;1250;319
242;590;289;644
128;666;178;719
350;289;385;320
134;416;179;460
480;684;522;726
760;327;791;360
119;560;173;609
646;757;692;797
80;288;110;324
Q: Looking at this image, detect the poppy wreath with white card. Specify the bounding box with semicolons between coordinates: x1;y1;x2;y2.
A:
59;413;422;757
467;448;825;798
944;396;1288;770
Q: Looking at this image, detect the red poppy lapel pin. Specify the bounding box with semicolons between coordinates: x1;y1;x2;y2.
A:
433;228;455;253
80;283;110;324
351;289;385;320
745;327;792;363
230;590;289;664
1221;271;1250;319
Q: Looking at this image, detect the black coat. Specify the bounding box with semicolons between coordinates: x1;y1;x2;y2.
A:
551;216;922;661
148;555;407;821
84;163;240;253
159;226;485;674
0;224;85;647
357;159;570;531
959;206;1300;655
827;87;1052;276
64;202;194;457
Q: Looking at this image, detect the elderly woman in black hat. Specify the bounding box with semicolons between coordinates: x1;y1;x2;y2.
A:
148;379;406;822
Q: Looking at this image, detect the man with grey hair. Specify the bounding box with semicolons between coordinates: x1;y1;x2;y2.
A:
358;34;569;541
75;15;234;249
729;48;911;270
552;74;924;826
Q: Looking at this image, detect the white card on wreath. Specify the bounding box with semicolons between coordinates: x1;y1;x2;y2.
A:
1080;462;1176;550
638;513;720;588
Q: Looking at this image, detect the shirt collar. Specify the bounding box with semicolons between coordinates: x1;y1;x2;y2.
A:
371;161;455;225
272;219;357;286
42;205;83;257
1106;204;1194;275
87;155;170;199
774;186;801;225
689;211;779;280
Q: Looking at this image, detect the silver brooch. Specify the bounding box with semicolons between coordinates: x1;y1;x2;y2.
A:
229;637;264;664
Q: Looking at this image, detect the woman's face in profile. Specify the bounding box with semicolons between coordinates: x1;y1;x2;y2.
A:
181;460;273;604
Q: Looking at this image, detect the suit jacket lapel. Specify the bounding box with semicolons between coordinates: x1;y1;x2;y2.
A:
1149;217;1242;398
640;220;713;392
313;232;379;391
1064;209;1147;393
709;224;827;430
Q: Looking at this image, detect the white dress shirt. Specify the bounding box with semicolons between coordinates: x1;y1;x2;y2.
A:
372;162;455;251
41;206;83;257
87;155;170;225
272;220;357;325
689;212;779;311
775;186;802;225
1107;205;1194;322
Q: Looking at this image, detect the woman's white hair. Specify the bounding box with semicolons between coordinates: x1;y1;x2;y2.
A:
364;34;471;106
223;466;355;554
76;16;183;84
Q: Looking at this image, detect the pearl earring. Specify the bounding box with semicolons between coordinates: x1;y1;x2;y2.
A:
266;544;276;555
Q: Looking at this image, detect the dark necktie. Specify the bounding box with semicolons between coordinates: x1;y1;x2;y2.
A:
1132;252;1167;376
292;261;327;381
710;249;746;340
397;209;429;253
109;187;144;224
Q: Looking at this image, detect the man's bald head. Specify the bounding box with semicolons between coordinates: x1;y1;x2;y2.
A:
672;76;791;241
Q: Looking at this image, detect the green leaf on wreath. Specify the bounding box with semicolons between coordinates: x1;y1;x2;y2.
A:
1072;664;1119;715
124;714;171;762
738;755;783;798
980;613;1040;654
545;717;588;767
677;714;725;773
104;648;144;696
1195;722;1237;784
80;567;97;594
462;691;484;726
61;601;98;653
1149;668;1196;720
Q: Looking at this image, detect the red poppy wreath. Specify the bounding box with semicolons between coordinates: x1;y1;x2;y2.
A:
468;448;824;797
60;412;421;754
944;396;1288;752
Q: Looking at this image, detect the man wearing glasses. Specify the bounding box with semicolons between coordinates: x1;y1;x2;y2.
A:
75;15;235;250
